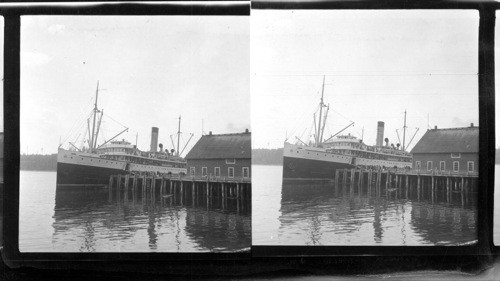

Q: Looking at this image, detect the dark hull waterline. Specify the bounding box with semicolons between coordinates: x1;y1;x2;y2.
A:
56;162;128;185
282;156;354;180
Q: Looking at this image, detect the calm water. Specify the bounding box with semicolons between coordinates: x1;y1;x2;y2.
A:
19;171;251;252
253;165;477;246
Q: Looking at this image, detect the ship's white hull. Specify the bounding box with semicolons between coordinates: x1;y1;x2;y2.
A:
282;143;412;179
57;149;187;185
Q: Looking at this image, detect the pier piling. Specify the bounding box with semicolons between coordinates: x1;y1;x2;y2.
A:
107;174;250;213
328;168;477;204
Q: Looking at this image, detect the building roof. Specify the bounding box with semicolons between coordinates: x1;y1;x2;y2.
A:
410;126;478;154
185;131;251;160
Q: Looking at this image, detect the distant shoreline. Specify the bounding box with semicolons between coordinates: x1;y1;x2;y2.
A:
19;149;499;168
252;148;283;166
18;149;287;170
20;168;57;171
20;154;57;171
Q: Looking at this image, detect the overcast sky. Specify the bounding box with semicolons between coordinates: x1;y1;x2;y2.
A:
20;16;249;155
252;10;479;150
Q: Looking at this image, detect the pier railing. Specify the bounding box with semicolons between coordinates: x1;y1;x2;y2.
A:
128;172;251;183
381;168;479;178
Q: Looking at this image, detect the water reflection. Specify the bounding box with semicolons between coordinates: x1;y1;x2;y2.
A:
52;185;251;252
279;180;477;245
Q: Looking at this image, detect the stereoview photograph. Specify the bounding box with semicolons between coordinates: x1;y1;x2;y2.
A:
20;16;250;252
252;10;478;246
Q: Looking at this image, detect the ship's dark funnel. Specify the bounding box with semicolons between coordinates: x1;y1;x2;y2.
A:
376;121;385;146
150;127;159;152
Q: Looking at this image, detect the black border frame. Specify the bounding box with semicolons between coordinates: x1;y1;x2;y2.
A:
2;0;253;271
250;0;496;260
1;0;499;277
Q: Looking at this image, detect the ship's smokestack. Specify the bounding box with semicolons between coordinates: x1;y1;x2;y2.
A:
150;127;159;152
376;121;385;146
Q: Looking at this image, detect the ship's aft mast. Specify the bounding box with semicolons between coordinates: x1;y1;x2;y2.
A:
90;81;100;151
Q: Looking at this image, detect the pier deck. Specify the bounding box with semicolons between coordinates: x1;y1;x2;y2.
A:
108;174;251;208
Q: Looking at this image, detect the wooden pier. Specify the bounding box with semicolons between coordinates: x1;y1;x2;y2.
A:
333;168;478;204
108;174;251;210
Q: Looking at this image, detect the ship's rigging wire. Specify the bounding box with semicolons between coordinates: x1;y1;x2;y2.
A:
287;89;322;140
61;108;92;148
61;95;98;149
79;125;88;149
319;109;354;143
330;108;354;124
307;125;314;145
98;122;107;146
103;113;128;130
180;134;186;155
64;110;93;149
62;109;129;150
297;127;308;144
287;82;356;144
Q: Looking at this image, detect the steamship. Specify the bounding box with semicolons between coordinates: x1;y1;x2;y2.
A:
57;82;188;185
283;77;413;180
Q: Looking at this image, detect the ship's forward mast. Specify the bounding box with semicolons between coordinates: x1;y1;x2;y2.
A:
312;76;354;147
90;81;129;152
314;76;329;146
61;81;129;152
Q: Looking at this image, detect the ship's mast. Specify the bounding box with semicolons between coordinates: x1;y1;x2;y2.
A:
316;76;326;146
90;81;100;151
313;113;317;143
177;115;181;157
320;104;329;143
94;109;104;149
402;110;407;151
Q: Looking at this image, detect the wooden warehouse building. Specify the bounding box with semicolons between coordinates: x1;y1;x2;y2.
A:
185;129;251;180
410;124;478;174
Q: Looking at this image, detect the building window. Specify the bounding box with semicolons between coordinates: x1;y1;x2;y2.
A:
228;167;234;178
467;161;474;172
190;167;195;176
451;153;461;158
225;158;236;164
243;167;249;178
202;167;207;177
415;161;421;170
453;161;459;172
440;161;445;171
427;161;432;171
215;167;220;177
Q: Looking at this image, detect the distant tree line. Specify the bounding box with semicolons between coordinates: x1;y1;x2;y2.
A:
20;154;57;171
252;148;283;165
19;148;496;169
